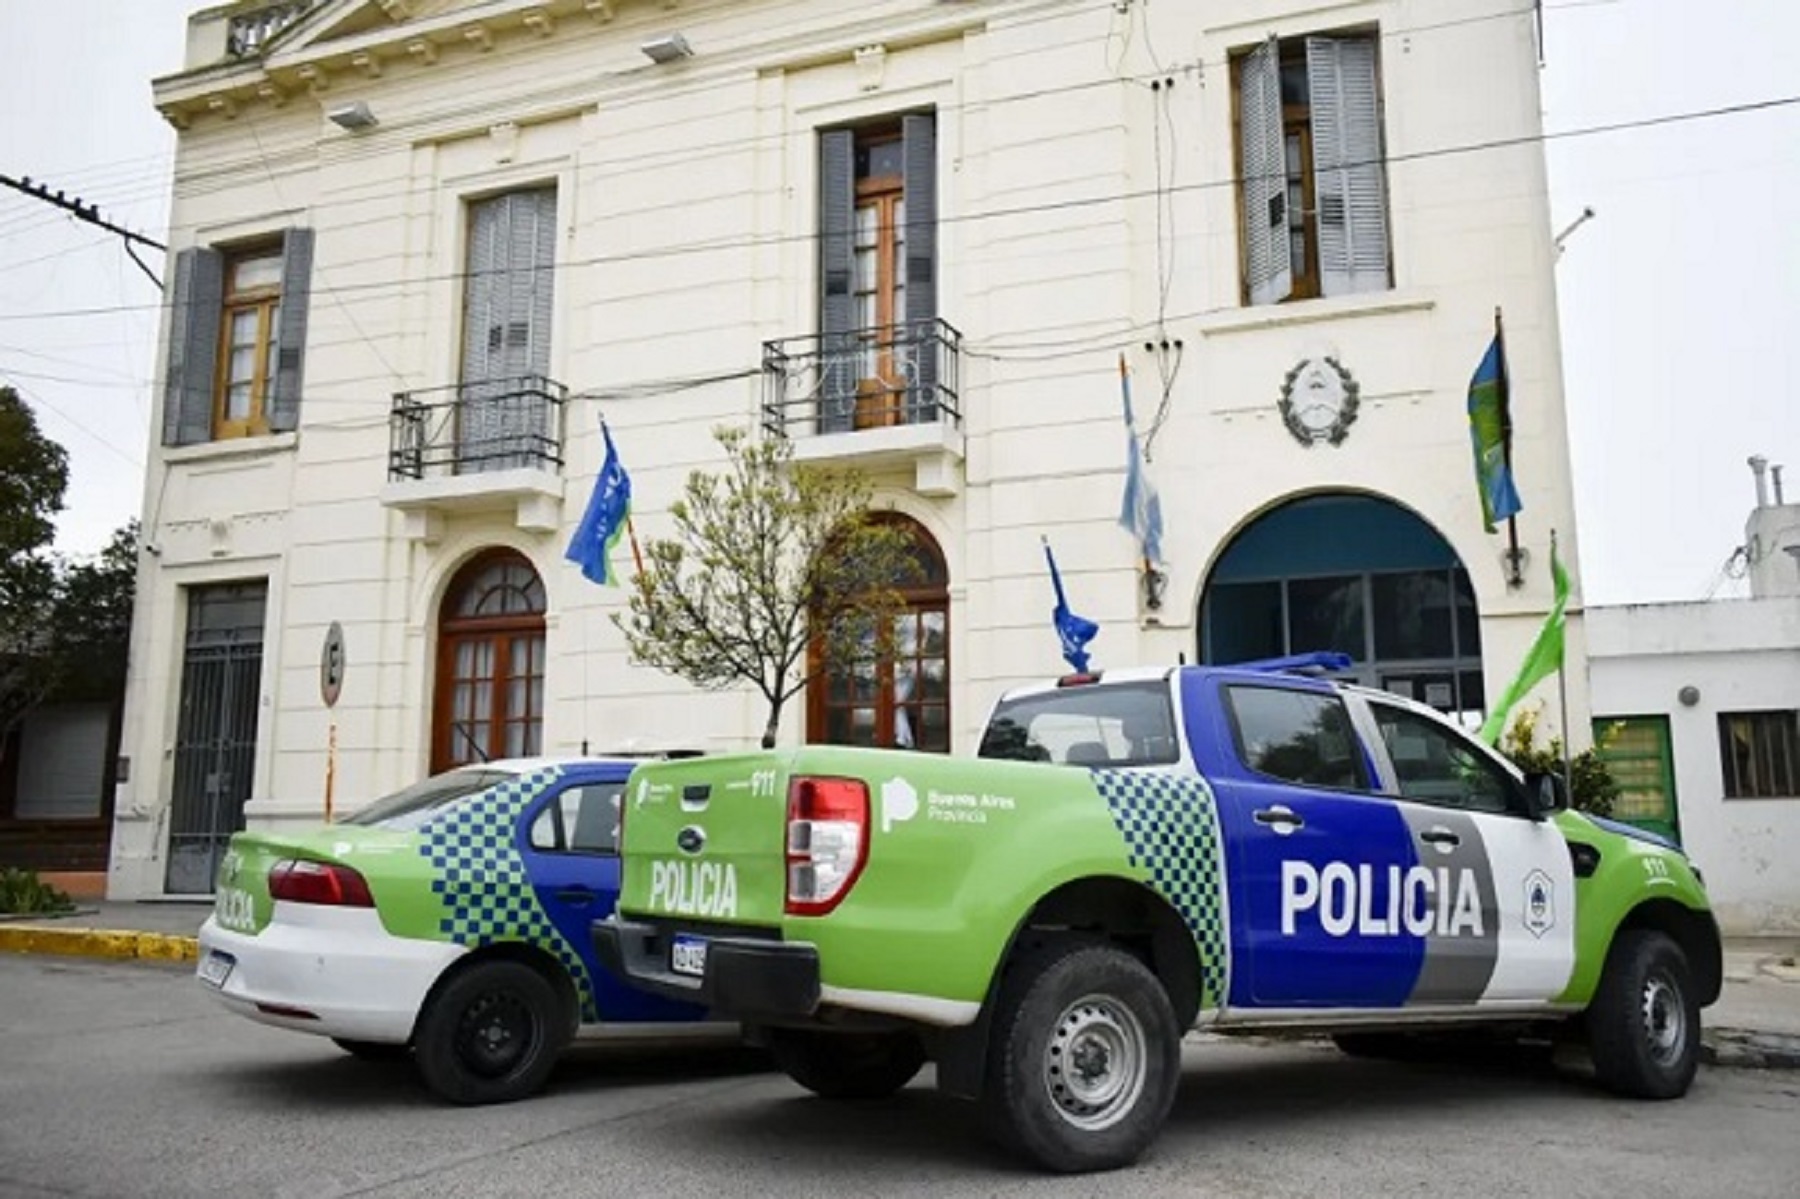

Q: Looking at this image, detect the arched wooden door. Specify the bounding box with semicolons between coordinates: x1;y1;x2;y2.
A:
807;516;950;752
433;549;546;771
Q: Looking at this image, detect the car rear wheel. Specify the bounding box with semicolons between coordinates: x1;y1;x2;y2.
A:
331;1037;411;1062
414;960;570;1104
768;1030;926;1099
981;944;1180;1173
1588;929;1699;1099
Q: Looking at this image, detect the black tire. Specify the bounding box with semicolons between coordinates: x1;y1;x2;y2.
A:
413;960;571;1105
1587;929;1700;1099
980;944;1181;1174
331;1037;411;1062
767;1030;926;1099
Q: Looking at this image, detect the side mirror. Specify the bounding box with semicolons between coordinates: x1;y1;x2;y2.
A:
1522;770;1568;821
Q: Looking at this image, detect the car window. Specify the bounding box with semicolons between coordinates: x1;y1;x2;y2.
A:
979;682;1179;768
529;783;624;854
1372;702;1517;815
341;768;517;831
1224;684;1367;790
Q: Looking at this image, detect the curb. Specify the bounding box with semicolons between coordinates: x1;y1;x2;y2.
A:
1702;1028;1800;1072
0;925;199;964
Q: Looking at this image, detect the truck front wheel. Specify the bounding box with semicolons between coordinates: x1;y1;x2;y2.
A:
982;944;1181;1173
1587;929;1700;1099
768;1030;925;1100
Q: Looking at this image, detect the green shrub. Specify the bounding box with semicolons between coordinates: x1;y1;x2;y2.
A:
1498;706;1619;819
0;867;75;915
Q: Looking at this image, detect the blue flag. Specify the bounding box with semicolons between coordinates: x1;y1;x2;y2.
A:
1468;332;1523;533
1043;538;1099;673
565;419;632;586
1117;355;1164;564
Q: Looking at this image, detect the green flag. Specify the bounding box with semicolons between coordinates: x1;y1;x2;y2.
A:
1478;540;1569;746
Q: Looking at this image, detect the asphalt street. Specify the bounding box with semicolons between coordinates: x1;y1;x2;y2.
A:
1;955;1796;1199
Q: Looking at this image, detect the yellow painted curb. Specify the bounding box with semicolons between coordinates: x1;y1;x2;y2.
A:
0;925;199;963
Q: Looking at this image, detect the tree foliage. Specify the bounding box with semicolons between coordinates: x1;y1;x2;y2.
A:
0;386;70;743
616;426;923;748
1498;705;1620;819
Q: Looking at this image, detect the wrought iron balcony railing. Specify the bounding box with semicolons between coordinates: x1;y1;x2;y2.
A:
226;1;312;57
762;319;963;441
388;375;568;482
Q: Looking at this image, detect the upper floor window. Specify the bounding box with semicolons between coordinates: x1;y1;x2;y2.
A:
817;114;937;431
459;187;558;472
162;229;314;446
1235;33;1391;306
1719;710;1799;799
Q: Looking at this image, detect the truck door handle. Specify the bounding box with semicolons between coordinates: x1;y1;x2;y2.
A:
1254;806;1304;831
1419;829;1461;848
555;887;597;906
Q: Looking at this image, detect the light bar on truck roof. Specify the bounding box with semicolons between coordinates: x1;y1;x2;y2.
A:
1228;651;1355;676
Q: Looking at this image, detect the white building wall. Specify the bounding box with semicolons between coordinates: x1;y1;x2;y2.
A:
110;0;1588;897
1588;600;1800;935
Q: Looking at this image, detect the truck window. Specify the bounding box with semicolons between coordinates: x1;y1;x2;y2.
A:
979;682;1179;768
1224;684;1368;790
1370;702;1518;814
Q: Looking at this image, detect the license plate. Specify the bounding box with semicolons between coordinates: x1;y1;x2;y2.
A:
197;950;235;989
670;934;707;978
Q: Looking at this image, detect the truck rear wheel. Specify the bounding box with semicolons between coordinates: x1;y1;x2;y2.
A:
982;944;1180;1173
768;1030;925;1100
1588;929;1699;1099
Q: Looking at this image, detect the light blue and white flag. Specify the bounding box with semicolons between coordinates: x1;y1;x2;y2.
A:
1117;354;1164;564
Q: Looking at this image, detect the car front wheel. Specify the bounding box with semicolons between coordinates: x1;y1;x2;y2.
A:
1587;929;1699;1099
414;960;570;1104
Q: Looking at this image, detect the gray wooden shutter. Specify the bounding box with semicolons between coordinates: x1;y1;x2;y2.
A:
1308;36;1390;297
817;128;856;433
1239;38;1292;307
460;189;556;471
269;227;313;432
161;246;224;446
902;113;938;423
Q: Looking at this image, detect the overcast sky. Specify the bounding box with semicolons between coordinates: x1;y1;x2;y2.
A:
1;0;1795;604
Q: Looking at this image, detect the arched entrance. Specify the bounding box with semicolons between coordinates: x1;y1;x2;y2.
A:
433;549;546;771
1199;494;1485;725
807;515;950;751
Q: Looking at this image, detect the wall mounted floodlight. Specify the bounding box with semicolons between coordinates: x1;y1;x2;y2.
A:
327;101;378;131
640;32;693;63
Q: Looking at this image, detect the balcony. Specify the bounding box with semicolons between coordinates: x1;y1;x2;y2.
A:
761;319;965;497
380;375;568;540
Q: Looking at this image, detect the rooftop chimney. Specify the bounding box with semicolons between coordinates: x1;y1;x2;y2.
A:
1750;455;1770;508
1773;464;1786;507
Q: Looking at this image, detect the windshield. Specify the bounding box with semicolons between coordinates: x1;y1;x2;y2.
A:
340;768;519;831
979;681;1180;768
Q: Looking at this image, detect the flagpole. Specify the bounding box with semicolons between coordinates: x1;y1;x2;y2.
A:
1553;528;1574;801
1496;306;1524;587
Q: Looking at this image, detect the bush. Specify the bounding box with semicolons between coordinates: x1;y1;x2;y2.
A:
1497;706;1619;819
0;867;75;915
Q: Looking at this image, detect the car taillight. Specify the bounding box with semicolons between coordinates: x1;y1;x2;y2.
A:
268;859;375;907
785;776;869;917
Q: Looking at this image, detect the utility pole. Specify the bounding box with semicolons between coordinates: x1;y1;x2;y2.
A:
0;173;165;290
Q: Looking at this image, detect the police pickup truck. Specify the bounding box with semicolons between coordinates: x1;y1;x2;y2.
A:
595;655;1720;1173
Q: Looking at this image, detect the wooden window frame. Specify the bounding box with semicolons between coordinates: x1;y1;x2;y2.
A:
852;129;906;429
432;550;547;774
213;245;282;439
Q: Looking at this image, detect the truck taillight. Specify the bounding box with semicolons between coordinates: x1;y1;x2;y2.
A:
785;776;869;917
268;859;375;907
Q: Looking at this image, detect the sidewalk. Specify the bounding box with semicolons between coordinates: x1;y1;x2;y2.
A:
3;901;1797;1068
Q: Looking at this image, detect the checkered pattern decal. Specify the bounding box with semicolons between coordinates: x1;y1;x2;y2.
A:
1091;771;1230;1011
418;766;599;1021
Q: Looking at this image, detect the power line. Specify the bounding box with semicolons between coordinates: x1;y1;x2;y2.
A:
2;89;1792;327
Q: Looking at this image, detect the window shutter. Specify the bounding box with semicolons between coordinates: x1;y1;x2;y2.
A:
161;246;224;446
269;227;313;432
902;113;938;422
1239;38;1292;307
462;195;501;385
460;190;556;471
817;128;856;433
1307;36;1390;297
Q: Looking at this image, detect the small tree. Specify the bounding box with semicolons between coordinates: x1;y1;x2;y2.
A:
49;520;139;703
1498;705;1620;818
0;386;70;754
616;426;922;749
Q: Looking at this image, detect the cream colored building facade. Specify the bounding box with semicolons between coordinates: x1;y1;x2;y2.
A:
110;0;1588;898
